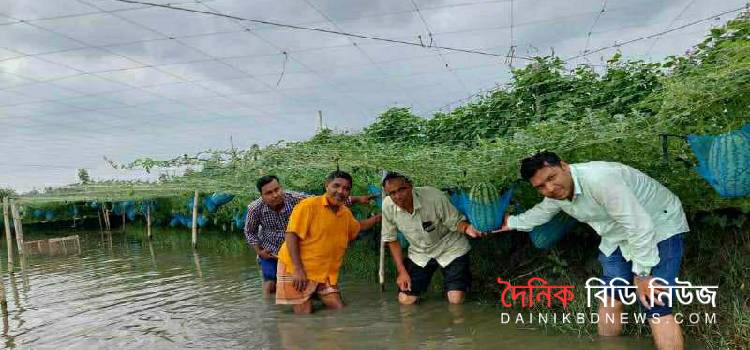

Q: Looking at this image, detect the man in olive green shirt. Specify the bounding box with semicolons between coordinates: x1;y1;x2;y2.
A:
381;172;484;305
499;151;689;350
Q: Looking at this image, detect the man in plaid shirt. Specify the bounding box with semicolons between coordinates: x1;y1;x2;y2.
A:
244;175;373;294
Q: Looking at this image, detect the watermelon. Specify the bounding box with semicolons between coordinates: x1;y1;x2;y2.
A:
467;183;514;233
688;123;750;197
529;212;578;250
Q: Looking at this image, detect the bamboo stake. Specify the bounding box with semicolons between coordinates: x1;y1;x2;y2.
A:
102;206;111;231
378;171;386;292
0;242;7;316
146;205;152;240
97;209;103;231
192;190;199;248
9;200;23;255
2;199;13;269
121;212;126;232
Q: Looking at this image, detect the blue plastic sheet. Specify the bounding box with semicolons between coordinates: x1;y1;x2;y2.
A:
448;189;470;217
209;192;235;206
688;123;750;197
233;212;246;230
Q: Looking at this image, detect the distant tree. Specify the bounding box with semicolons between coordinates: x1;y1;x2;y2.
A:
77;168;91;184
0;188;16;199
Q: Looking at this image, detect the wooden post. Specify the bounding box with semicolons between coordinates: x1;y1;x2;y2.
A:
121;212;126;232
97;209;103;231
9;199;23;255
102;206;110;231
105;206;111;231
146;205;152;240
378;171;387;292
192;190;199;248
2;198;13;269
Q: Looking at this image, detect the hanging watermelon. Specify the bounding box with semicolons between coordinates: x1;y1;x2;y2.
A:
467;183;513;233
688;123;750;197
529;212;578;250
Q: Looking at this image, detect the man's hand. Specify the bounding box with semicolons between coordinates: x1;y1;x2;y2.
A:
292;268;308;292
491;214;511;234
634;275;666;309
257;249;277;260
464;224;485;238
396;270;412;292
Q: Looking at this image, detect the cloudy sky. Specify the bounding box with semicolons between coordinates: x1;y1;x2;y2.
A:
0;0;746;192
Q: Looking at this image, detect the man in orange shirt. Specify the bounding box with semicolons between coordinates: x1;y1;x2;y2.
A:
276;170;381;314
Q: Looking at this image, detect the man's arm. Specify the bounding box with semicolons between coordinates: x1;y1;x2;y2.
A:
285;232;307;291
506;199;561;232
438;191;484;237
350;195;376;205
243;204;262;250
358;214;381;232
387;240;411;291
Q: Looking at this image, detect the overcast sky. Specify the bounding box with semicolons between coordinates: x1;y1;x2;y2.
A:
0;0;746;192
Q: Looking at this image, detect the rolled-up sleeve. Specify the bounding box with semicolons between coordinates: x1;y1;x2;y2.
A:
508;198;561;232
381;200;398;242
590;177;659;275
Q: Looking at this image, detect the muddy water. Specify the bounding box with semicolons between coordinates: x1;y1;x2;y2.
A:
0;229;700;349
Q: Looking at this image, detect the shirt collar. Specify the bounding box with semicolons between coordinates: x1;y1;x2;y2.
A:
318;195;345;215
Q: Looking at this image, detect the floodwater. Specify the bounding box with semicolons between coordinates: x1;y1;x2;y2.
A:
0;229;702;349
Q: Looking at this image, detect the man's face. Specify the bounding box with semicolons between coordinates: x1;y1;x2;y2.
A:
383;178;413;210
529;162;574;200
260;179;284;208
325;177;352;206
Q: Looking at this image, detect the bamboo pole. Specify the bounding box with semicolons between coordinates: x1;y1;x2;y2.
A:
192;190;199;248
2;199;13;269
105;206;111;231
0;242;7;317
97;209;103;231
146;205;152;240
102;206;111;231
378;171;386;292
9;199;23;255
121;212;126;232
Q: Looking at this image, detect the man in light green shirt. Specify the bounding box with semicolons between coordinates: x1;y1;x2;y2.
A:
499;151;689;350
381;172;484;305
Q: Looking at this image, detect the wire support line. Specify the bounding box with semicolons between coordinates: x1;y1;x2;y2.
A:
110;0;533;60
565;4;748;61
